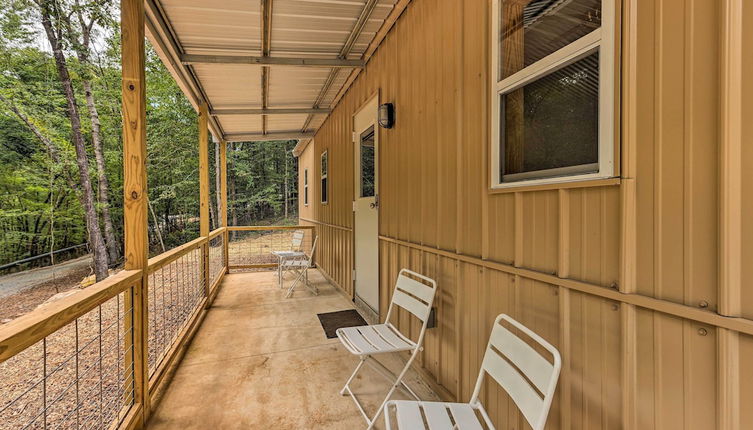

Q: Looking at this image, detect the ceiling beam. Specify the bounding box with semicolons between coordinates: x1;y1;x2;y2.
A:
224;132;315;142
301;0;379;132
180;54;365;68
212;108;331;115
145;0;225;140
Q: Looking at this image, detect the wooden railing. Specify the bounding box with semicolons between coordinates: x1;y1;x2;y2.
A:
0;225;317;429
0;227;230;430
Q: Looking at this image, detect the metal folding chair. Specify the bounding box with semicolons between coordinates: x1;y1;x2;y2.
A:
384;314;561;430
272;229;307;288
280;236;318;298
337;269;438;429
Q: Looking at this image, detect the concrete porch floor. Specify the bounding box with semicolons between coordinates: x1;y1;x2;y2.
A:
147;269;439;429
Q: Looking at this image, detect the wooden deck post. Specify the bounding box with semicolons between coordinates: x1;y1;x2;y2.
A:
219;139;229;268
121;0;149;422
199;102;210;301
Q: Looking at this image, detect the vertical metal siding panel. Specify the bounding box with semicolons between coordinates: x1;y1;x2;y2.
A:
635;308;656;430
439;255;458;399
684;0;720;311
421;2;439;249
654;0;686;304
487;194;515;265
739;2;753;319
634;0;657;299
740;334;753;427
457;0;485;258
436;0;458;251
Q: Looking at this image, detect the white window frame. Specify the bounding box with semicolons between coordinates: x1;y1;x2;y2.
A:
304;168;309;206
320;151;328;204
490;0;616;189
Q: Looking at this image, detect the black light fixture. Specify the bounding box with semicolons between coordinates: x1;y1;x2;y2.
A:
378;103;394;129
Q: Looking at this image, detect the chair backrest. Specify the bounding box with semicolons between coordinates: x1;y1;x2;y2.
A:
291;229;305;250
306;236;318;263
385;269;437;335
470;314;561;430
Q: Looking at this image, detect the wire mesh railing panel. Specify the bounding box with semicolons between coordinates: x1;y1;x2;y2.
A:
208;234;225;289
0;291;134;430
227;228;314;270
147;247;203;377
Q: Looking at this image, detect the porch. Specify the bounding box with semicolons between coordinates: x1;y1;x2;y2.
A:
146;269;438;429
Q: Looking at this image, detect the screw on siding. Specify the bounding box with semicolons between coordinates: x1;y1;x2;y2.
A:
610;281;619;290
698;300;709;309
698;328;708;336
611;303;619;311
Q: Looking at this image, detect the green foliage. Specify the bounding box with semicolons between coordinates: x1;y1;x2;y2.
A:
0;1;299;266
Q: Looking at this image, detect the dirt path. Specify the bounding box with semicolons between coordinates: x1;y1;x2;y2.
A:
0;255;93;299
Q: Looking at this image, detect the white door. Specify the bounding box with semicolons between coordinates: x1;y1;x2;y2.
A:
353;96;379;313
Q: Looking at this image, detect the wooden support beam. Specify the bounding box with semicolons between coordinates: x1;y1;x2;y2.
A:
219;140;227;228
219;139;229;268
199;102;211;303
180;54;365;68
211;108;331;116
121;0;149;422
224;132;315;142
199;102;210;237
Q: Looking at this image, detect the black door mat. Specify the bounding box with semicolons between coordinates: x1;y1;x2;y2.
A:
317;309;368;339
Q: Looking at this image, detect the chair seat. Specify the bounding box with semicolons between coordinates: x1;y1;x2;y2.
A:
272;250;305;258
386;400;488;430
280;259;309;268
336;324;416;356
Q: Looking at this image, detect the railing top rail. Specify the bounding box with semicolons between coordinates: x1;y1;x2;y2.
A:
0;269;142;363
207;227;226;240
227;225;315;231
147;236;206;275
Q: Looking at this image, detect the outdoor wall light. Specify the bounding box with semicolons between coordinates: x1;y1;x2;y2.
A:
378;103;394;129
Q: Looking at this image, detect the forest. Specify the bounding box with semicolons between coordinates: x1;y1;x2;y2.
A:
0;0;298;280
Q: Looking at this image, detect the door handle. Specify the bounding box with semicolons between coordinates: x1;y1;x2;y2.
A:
369;202;377;209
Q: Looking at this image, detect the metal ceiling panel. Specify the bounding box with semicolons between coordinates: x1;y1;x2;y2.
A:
152;0;399;140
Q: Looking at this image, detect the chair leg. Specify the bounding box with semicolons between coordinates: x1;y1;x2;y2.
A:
340;356;367;395
285;268;305;298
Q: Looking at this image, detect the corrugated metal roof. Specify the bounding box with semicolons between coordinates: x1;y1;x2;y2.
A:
147;0;399;141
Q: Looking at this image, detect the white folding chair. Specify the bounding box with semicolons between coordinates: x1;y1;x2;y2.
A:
337;269;438;429
384;314;561;430
281;236;318;298
272;229;307;288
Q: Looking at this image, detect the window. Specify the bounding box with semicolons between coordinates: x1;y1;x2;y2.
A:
359;126;376;198
491;0;615;187
304;168;309;206
320;151;328;204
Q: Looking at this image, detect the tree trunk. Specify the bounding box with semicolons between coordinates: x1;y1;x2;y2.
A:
148;198;166;253
83;80;121;263
67;1;121;264
39;1;109;281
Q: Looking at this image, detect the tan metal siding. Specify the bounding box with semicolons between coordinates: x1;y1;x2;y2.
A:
297;0;753;427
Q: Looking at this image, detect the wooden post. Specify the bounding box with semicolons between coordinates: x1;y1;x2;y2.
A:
199;102;210;301
121;0;149;422
219;139;229;268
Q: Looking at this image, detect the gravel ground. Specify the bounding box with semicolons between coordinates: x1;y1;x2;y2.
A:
0;231;301;429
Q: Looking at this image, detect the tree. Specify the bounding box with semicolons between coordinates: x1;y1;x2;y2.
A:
34;0;109;280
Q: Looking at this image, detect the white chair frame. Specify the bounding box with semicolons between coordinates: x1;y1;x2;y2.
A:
280;235;318;298
384;314;562;430
337;269;438;429
272;229;306;288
